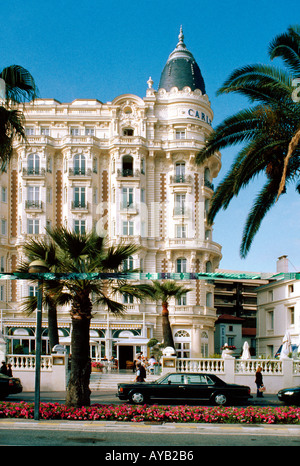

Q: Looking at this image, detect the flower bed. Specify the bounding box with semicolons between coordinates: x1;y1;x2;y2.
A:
1;401;300;424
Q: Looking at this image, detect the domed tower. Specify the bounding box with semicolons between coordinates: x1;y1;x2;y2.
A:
159;27;206;94
144;27;222;357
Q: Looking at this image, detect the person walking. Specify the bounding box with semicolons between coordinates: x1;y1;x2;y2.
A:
255;366;264;397
0;361;8;375
135;361;146;382
7;363;13;377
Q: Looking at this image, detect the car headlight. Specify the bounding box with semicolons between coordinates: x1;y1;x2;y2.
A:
284;391;295;396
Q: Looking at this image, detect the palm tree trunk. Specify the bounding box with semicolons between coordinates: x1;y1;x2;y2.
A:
47;302;59;352
162;302;175;348
65;293;92;407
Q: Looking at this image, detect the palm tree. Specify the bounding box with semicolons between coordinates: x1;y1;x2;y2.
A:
0;64;38;170
20;227;154;407
196;25;300;258
150;281;191;349
16;237;64;352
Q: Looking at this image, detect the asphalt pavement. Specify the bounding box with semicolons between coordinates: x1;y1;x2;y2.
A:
5;390;283;407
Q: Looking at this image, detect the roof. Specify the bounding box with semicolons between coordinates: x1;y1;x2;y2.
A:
216;314;245;324
158;27;206;94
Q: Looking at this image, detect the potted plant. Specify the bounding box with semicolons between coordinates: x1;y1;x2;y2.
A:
91;361;104;372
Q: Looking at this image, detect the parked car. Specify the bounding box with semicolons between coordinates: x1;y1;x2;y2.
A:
0;373;23;399
277;386;300;406
117;372;252;405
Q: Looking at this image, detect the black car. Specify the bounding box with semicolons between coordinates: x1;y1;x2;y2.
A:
277;386;300;406
117;372;252;405
0;373;23;399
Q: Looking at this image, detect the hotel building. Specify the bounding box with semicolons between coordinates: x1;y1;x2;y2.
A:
0;29;223;368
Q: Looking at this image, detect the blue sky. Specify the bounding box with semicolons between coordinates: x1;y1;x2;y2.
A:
1;0;300;273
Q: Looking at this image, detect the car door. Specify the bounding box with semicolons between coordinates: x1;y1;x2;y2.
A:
153;373;186;400
183;374;214;400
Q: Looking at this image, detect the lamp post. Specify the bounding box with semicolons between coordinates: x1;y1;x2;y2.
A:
28;260;49;420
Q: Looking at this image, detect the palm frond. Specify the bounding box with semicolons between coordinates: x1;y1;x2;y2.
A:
269;25;300;77
0;65;38;103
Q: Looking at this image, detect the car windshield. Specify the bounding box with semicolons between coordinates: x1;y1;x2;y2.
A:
0;373;10;379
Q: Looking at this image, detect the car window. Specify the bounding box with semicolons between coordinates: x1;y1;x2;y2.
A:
186;375;216;385
162;374;185;384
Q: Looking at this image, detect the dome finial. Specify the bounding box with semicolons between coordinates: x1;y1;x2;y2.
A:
178;26;184;44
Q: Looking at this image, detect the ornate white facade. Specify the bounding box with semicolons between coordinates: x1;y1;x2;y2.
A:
0;30;222;367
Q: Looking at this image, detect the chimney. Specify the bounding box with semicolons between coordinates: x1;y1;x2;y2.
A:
277;255;289;273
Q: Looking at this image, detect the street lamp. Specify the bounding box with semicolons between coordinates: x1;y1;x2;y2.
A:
28;260;49;420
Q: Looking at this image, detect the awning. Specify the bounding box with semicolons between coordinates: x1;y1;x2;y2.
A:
114;337;149;346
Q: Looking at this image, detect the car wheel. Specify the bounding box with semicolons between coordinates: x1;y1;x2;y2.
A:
213;393;227;406
130;391;146;404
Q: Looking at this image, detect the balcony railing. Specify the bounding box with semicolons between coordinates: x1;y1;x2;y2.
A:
71;201;88;210
25;200;43;210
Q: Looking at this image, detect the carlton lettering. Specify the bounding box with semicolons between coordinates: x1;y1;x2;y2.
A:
187;108;211;125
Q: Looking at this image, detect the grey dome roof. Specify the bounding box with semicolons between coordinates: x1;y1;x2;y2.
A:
158;28;206;94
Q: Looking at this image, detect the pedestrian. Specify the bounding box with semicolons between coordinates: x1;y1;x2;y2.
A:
7;363;13;377
135;361;146;382
0;361;8;375
255;365;264;397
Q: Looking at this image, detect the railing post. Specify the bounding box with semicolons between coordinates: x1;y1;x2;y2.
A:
222;356;235;384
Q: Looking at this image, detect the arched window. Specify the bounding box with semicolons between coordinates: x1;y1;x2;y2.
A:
74;154;86;175
174;330;191;358
176;258;187;273
28;153;40;175
122;155;133;177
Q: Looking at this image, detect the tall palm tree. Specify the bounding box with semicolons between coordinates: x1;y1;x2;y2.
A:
20;227;154;407
196;25;300;258
0;64;38;170
150;281;191;349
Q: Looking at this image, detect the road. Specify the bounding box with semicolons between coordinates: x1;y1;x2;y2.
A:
1;390;298;447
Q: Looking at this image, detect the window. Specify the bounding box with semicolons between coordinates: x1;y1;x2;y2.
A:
201;331;209;357
176;224;186;238
288;284;294;295
141;158;145;174
122;155;133;176
267;310;274;330
123;293;134;304
26;186;40;208
174;330;191;358
70;127;80;136
74;220;86;234
206;261;212;273
123;128;134;136
122;187;133;209
123;256;134;271
175;193;186;215
176;258;186;273
41;127;50;135
28;153;40;175
177;293;187;305
175;162;185;182
27;219;39;234
29;285;38;297
206;292;213;307
74;154;86;175
1;187;7;203
73;187;86;208
85;127;95;136
1;219;7;235
25;127;35;135
288;306;295;325
175;130;185;139
0;256;4;272
123;220;134;236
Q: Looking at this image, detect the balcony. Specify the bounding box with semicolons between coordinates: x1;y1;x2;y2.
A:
22;168;45;178
25;201;43;211
71;201;88;212
68;168;92;177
